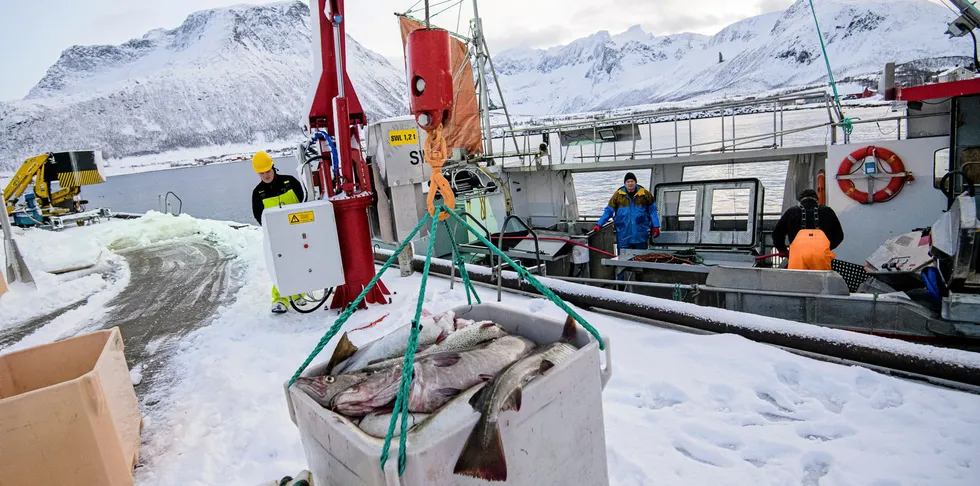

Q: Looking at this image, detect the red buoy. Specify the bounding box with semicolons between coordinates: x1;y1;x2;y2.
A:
406;28;454;129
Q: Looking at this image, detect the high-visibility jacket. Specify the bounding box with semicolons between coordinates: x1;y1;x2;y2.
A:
252;174;304;224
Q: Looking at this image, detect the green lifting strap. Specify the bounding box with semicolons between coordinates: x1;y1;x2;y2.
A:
380;206;443;475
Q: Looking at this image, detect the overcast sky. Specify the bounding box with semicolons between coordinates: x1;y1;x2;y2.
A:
0;0;955;101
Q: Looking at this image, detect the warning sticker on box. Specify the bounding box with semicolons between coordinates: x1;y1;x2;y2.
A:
289;211;315;225
388;129;418;146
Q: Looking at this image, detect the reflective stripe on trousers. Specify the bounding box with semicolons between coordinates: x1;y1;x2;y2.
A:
271;286;303;305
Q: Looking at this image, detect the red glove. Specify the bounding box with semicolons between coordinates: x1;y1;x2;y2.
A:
593;224;602;232
651;227;661;238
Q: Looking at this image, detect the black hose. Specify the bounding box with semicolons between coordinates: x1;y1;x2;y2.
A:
971;30;980;73
290;288;333;313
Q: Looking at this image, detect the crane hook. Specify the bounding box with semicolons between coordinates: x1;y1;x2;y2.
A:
424;123;454;220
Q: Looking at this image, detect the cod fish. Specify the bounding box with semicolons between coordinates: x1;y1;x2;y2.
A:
357;408;430;438
360;322;509;372
332;335;536;416
330;310;456;374
294;371;373;409
453;316;579;482
408;335;536;413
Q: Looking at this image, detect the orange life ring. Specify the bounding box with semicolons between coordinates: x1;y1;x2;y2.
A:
836;146;910;204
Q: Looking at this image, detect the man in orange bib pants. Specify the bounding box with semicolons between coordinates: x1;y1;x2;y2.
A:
772;189;844;271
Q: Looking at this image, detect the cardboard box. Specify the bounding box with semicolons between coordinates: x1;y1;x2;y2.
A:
0;327;142;485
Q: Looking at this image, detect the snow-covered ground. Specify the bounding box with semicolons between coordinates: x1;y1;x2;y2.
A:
1;213;979;485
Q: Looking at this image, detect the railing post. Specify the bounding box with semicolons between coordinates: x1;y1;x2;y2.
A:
732;111;736;152
688;116;693;155
631;122;637;158
674;117;678;156
721;110;726;152
648;122;653;157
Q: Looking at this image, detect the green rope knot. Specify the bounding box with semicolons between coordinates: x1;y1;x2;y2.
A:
841;117;854;136
672;283;682;301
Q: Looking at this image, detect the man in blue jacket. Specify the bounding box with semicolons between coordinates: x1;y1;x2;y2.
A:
593;172;660;252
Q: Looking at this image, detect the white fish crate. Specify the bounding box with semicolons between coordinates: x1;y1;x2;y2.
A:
285;303;613;485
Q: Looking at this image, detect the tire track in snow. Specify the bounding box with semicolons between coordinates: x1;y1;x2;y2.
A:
103;238;242;395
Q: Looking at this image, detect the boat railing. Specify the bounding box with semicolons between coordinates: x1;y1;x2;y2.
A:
496;214;542;301
482;91;934;168
159;191;183;216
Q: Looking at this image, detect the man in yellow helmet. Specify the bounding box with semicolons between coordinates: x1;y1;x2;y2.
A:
251;151;306;313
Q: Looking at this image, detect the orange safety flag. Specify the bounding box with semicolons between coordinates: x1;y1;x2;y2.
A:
399;16;483;155
788;229;835;271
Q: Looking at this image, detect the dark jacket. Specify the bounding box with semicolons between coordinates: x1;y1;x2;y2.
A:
252;174;304;224
772;200;844;252
597;185;660;246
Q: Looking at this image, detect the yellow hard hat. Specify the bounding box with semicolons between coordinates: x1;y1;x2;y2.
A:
252;151;274;173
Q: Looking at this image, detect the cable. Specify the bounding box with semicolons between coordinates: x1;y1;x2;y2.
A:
430;0;462;19
940;0;961;16
290;288;333;314
971;30;980;73
456;0;463;33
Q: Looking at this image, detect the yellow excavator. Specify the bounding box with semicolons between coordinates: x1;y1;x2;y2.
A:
3;150;106;225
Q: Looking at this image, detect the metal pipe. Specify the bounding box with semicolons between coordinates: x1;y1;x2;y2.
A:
502;90;830;134
732;111;736;151
688;116;693;155
674;118;678;156
331;14;345;99
483;37;523;162
780;106;784;146
424;0;430;27
547;274;893;301
380;251;980;388
472;1;492;156
721;110;725;152
773;101;778;147
631;122;637;157
648;123;654;158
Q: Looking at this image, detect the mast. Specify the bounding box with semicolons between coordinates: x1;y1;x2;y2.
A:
472;0;493;156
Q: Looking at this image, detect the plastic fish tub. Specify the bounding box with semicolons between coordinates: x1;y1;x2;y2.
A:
285;303;613;485
0;327;142;485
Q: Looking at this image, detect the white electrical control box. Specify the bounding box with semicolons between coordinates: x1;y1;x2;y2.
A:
262;199;346;297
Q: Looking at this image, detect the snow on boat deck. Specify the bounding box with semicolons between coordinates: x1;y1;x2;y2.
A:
1;213;978;485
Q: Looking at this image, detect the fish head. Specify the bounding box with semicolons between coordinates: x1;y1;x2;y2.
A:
295;372;370;408
330;367;401;414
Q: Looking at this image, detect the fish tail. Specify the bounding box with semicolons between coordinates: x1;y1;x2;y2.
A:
453;421;507;481
561;314;578;342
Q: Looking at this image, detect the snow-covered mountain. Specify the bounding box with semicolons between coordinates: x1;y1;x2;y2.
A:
494;0;970;114
0;1;407;171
